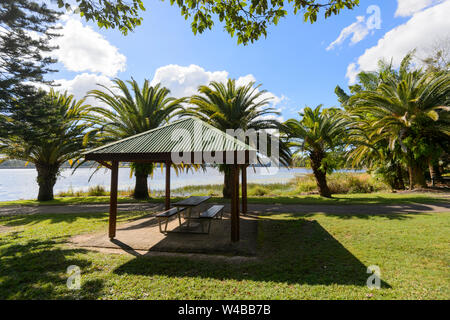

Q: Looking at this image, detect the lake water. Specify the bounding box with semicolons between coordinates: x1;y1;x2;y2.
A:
0;167;313;201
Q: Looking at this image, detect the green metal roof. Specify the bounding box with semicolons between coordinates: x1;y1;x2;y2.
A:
84;117;256;158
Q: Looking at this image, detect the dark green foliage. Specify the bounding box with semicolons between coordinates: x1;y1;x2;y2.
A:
284;105;347;197
0;90;93;200
183;79;291;197
342;52;450;189
60;0;359;45
0;0;61;111
87;79;185;199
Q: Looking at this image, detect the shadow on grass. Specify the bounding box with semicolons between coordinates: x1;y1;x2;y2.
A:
246;202;444;220
244;195;450;206
114;218;390;288
0;232;105;299
0;211;149;228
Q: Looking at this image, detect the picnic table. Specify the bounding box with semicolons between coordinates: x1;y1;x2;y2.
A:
173;196;211;208
173;196;211;222
157;196;223;233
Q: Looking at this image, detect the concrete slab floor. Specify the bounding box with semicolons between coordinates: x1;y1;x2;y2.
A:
70;213;258;256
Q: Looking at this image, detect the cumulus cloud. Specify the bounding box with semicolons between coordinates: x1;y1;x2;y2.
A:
345;63;360;85
150;64;286;122
53;17;126;77
150;64;228;98
151;64;284;105
346;1;450;83
395;0;443;17
53;73;115;106
327;16;370;51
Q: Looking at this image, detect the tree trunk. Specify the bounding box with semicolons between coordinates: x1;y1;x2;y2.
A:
408;163;427;190
428;160;437;187
223;168;232;199
313;168;332;198
133;173;149;199
310;152;331;198
35;164;58;201
395;163;405;190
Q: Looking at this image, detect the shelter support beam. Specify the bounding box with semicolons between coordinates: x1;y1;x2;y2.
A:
108;160;119;239
165;161;171;210
241;165;248;215
231;165;240;242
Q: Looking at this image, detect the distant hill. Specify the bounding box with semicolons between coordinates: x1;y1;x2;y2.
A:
0;160;95;169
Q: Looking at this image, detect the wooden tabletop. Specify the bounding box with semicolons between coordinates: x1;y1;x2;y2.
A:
173;196;211;207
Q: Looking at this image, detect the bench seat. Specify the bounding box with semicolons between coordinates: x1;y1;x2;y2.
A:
156;207;185;218
199;205;224;219
197;205;224;234
156;207;186;233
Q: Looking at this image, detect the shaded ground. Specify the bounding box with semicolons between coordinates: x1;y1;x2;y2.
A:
71;213;257;256
1;201;449;218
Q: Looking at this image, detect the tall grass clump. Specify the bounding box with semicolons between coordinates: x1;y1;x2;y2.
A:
292;173;388;194
87;185;108;196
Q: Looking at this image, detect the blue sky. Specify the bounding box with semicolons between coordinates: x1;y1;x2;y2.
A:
50;0;449;120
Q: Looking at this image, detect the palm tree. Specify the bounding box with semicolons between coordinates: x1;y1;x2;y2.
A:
183;79;289;198
284;105;347;198
0;89;92;201
87;78;185;199
348;54;450;189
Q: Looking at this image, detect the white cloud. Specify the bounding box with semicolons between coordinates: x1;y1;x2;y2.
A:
53;17;126;77
53;73;115;106
395;0;443;17
327;16;370;51
150;64;228;98
346;1;450;83
150;64;286;122
346;63;359;85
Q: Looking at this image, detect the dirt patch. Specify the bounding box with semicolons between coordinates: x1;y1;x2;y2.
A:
0;225;11;233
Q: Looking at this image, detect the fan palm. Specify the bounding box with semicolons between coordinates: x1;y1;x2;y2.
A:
183;79;290;198
284;105;347;198
348;56;450;189
0;89;92;201
87;79;185;199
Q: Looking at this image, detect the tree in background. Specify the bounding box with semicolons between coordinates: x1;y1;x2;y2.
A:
87;79;185;199
0;90;93;201
183;79;290;198
346;53;450;189
336;61;408;190
0;0;60;112
58;0;359;44
284;105;347;198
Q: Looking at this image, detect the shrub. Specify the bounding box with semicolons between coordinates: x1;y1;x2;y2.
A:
292;172;388;195
249;186;270;196
87;185;108;196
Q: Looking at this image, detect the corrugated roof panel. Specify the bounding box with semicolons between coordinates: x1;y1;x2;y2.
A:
84;117;255;155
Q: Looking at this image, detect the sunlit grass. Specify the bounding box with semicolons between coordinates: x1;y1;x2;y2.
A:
0;209;448;299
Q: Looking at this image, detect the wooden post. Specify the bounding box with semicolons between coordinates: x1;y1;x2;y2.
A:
231;165;240;242
241;165;247;215
109;160;119;239
165;161;171;210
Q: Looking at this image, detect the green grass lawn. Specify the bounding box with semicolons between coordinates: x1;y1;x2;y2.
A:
0;206;448;299
1;192;449;207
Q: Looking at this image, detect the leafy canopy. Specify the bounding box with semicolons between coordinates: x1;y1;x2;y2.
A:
284;105;347;172
58;0;359;44
0;89;92;167
0;0;61;111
